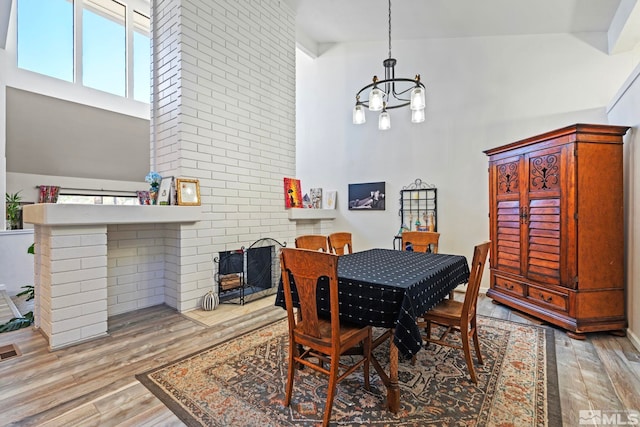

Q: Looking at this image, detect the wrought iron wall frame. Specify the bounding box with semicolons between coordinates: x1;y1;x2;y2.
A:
395;178;437;248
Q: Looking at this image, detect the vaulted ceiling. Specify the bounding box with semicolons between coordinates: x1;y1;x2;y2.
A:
285;0;640;57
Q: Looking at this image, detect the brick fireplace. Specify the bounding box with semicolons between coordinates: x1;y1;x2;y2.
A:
150;0;300;311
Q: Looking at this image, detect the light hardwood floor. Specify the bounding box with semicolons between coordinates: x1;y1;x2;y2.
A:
0;294;638;426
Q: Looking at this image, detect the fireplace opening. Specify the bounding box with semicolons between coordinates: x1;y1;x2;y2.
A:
215;238;286;305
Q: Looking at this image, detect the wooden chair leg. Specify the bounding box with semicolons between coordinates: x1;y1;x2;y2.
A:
285;341;296;406
323;357;340;427
363;333;371;390
472;319;483;365
461;331;477;384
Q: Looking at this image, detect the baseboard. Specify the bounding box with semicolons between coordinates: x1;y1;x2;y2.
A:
627;328;640;353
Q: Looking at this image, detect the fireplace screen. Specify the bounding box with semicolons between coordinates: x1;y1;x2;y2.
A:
214;238;286;305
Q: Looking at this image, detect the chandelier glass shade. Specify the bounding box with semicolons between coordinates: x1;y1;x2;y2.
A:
352;0;426;130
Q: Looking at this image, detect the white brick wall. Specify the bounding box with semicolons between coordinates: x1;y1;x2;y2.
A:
152;0;302;311
33;225;109;350
107;224;166;315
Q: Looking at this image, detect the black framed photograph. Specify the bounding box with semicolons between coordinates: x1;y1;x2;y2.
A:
348;181;386;210
176;178;201;206
157;177;173;205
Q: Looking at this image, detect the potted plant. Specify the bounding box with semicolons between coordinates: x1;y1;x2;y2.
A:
5;191;22;230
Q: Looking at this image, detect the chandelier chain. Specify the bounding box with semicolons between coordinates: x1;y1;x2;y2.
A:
388;0;392;59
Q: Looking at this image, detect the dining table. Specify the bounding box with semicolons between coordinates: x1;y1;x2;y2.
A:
275;248;470;413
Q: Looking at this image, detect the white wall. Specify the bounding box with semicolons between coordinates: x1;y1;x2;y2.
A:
296;33;640;272
0;229;33;296
607;63;640;348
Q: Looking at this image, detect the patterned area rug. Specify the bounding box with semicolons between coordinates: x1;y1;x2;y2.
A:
137;315;561;426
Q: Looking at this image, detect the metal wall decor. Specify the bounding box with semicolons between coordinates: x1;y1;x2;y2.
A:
398;179;437;233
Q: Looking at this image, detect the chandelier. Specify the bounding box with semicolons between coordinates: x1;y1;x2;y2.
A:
352;0;426;130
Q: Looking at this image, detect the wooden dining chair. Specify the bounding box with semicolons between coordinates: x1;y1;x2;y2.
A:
294;234;328;252
328;232;352;255
401;231;440;253
280;248;372;427
402;231;448;297
415;241;491;383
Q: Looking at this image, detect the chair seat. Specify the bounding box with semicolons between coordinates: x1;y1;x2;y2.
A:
294;319;370;349
427;299;464;320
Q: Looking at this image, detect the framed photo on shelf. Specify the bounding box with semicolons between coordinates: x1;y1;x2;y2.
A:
323;190;337;209
283;177;302;208
157;177;173;205
137;190;151;205
176;178;201;206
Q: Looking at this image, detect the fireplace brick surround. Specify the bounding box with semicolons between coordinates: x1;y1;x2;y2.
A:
150;0;304;310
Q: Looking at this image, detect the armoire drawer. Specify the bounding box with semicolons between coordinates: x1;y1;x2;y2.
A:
526;287;568;312
493;276;525;297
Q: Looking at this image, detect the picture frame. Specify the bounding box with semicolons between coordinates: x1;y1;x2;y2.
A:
348;181;386;210
323;190;337;209
137;190;151;205
157;177;173;205
283;177;302;208
176;178;201;206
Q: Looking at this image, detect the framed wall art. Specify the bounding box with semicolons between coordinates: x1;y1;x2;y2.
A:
348;181;386;210
157;177;173;205
283;177;302;208
137;190;151;205
176;178;201;206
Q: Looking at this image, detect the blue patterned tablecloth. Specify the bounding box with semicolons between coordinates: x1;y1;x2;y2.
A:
275;248;470;358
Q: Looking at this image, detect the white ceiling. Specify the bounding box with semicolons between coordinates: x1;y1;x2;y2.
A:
287;0;624;45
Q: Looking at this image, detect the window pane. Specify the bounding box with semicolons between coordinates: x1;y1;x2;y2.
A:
133;11;150;103
17;0;74;82
57;195;137;205
82;0;126;96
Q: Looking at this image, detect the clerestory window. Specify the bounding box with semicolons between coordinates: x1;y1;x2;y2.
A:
16;0;150;103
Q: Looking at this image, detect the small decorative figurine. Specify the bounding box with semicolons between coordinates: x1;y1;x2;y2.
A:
428;212;436;232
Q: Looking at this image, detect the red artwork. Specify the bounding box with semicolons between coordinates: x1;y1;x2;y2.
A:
38;186;60;203
284;177;302;208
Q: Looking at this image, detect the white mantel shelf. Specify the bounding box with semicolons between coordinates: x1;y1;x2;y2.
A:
23;203;203;226
287;208;337;220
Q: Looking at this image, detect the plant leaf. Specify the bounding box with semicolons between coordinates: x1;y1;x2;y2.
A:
16;285;35;301
0;316;33;333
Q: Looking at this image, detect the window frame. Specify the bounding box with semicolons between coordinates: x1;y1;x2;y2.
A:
7;0;150;120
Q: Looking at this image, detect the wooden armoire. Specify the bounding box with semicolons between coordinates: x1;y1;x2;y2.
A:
484;123;629;338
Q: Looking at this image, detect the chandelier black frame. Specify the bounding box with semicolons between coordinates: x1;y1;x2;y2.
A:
352;0;426;129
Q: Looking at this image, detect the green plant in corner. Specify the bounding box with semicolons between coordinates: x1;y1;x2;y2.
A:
5;191;22;230
0;244;35;333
